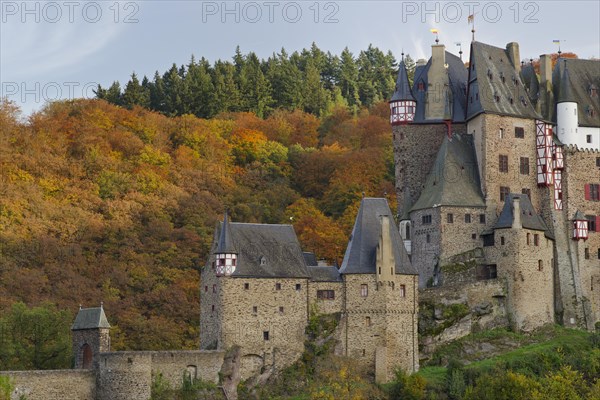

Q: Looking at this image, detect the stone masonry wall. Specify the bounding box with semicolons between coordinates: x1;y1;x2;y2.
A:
410;208;441;287
485;227;554;331
96;352;152;400
468;114;542;215
562;148;600;328
220;277;308;380
2;370;95;400
342;274;418;382
200;259;221;350
439;206;488;261
308;281;343;315
72;328;110;369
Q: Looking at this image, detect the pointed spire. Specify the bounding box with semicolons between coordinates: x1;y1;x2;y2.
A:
215;209;237;254
558;60;576;104
390;58;416;102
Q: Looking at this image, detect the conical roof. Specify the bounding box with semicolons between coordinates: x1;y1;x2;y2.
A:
557;60;576;104
215;210;237;254
390;60;416;102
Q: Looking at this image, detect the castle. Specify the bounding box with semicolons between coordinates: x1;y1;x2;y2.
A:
1;37;598;400
391;39;599;333
199;199;419;384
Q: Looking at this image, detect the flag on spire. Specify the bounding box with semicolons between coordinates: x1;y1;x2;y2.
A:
468;14;474;24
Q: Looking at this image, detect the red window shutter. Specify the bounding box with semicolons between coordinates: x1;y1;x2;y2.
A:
597;216;600;232
585;184;591;200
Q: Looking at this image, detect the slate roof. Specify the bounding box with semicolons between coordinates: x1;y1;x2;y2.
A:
552;58;600;127
72;306;111;330
302;252;318;267
494;194;550;234
339;198;416;275
308;266;342;282
410;133;485;212
467;41;541;120
411;51;468;123
391;59;416;102
573;210;587;220
215;210;237;254
521;63;540;106
213;222;310;279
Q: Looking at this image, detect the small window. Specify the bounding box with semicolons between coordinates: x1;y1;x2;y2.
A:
260;256;267;266
527;233;531;245
275;283;281;290
263;331;270;341
244;283;249;290
520;157;530;175
422;215;432;224
447;213;454;223
361;284;368;297
211;305;215;313
538;260;543;271
587;135;592;144
279;306;284;314
317;290;335;300
515;127;525;138
598;248;600;260
499;128;504;138
472;233;477;239
399;285;406;297
596;157;600;167
212;284;217;293
204;286;208;292
584;248;590;260
479;214;486;224
426;234;431;243
418;82;425;91
500;186;510;201
588;184;600;201
483;234;495;246
499;155;509;173
586;216;597;232
465;214;472;223
252;306;257;314
501;236;505;245
534;234;539;246
296;283;301;291
365;316;371;326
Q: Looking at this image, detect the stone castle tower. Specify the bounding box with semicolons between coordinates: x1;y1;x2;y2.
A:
391;38;600;331
71;304;111;369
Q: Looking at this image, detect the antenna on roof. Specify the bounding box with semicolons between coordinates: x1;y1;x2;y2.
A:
468;13;476;41
430;28;439;44
455;42;463;60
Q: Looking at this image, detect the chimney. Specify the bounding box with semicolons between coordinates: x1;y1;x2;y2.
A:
431;44;446;67
512;196;522;229
377;215;395;280
506;42;521;72
539;54;554;119
540;54;552;86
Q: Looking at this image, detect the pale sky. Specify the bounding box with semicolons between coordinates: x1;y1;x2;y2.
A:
1;1;599;116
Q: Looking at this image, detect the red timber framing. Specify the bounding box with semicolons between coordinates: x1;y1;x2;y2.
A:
573;219;589;240
554;170;563;210
553;144;564;170
536;120;553;186
390;101;416;125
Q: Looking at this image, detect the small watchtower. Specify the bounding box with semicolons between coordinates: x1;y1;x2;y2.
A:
71;304;111;369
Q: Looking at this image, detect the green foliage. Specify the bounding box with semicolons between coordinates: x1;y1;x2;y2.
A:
150;373;173;400
0;303;72;371
95;44;404;118
0;375;13;400
387;368;426;400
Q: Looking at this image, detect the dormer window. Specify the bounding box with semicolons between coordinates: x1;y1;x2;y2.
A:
418;81;425;91
590;85;598;98
520;96;528;107
260;256;267;266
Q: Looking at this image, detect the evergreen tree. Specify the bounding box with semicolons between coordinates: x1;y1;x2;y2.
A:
96;81;123;106
162;64;187;116
238;52;273;117
303;59;330;116
267;49;303;110
212;60;241;114
149;71;167;112
185;57;215;118
339;47;361;109
122;73;150;109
